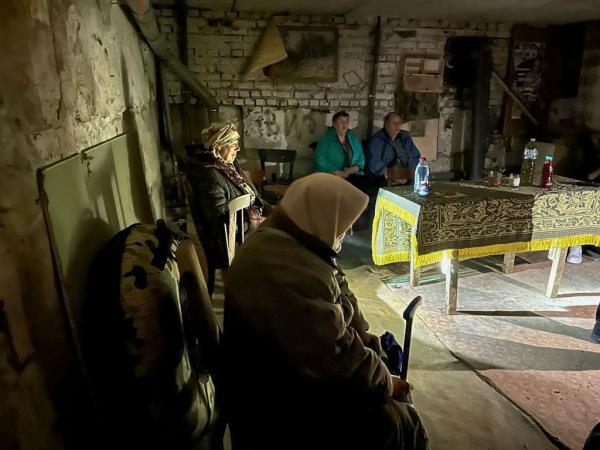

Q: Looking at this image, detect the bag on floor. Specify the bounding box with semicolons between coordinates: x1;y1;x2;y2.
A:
83;220;223;450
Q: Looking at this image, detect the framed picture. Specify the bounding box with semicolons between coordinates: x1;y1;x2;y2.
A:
269;27;338;83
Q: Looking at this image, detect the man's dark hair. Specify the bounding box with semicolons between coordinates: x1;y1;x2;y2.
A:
332;110;350;122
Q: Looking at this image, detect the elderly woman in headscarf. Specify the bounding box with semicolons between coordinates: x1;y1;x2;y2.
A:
186;122;268;293
222;173;428;450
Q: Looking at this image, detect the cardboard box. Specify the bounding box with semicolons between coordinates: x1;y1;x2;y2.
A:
403;57;444;93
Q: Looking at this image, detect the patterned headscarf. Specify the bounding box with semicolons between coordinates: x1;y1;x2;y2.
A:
201;122;240;154
195;122;255;203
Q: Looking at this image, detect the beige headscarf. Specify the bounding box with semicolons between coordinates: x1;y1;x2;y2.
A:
201;122;240;154
279;173;368;251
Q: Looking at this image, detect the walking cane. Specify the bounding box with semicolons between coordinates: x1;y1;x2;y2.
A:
400;296;422;381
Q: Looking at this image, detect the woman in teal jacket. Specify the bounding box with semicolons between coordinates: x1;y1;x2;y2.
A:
314;111;366;189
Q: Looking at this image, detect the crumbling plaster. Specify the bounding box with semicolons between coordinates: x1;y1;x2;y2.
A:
0;1;163;448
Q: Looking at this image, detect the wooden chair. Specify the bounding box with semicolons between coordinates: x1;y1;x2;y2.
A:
258;149;297;203
224;193;252;265
384;167;413;186
430;170;463;181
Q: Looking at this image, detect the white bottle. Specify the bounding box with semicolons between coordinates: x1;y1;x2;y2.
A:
413;157;430;196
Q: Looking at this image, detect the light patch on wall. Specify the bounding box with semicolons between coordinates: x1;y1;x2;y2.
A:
243;107;288;149
243;107;366;152
243;107;370;175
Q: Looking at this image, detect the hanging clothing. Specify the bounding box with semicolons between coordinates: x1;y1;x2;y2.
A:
396;91;439;122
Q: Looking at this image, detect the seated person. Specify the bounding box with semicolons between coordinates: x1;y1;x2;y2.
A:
366;112;421;186
186;122;268;293
314;110;366;189
222;173;429;450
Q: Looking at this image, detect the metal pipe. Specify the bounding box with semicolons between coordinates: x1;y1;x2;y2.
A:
124;0;219;113
469;44;491;180
366;17;381;139
176;0;192;143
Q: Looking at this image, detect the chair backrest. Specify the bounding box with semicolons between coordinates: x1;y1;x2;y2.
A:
430;170;463;181
258;149;297;183
225;193;252;264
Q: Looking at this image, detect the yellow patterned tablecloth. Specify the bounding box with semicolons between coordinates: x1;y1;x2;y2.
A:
372;180;600;267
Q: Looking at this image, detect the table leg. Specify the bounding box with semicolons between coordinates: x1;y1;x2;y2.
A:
503;253;516;273
446;251;459;314
546;247;568;298
409;247;420;287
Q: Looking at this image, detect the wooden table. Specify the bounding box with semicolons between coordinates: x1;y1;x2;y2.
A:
371;180;600;314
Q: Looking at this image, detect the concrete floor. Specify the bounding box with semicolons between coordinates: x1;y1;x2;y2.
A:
345;266;557;450
214;267;556;450
214;263;564;449
214;229;600;449
383;263;600;450
340;231;600;449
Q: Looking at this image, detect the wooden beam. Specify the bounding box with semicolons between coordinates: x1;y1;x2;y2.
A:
392;27;511;39
491;71;539;126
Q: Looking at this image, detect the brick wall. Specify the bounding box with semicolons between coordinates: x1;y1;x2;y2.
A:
158;9;512;173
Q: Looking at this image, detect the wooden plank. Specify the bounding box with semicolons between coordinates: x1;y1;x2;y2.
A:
502;253;516;273
392;27;511;39
546;247;568;298
492;71;539;126
38;134;154;346
446;251;459;314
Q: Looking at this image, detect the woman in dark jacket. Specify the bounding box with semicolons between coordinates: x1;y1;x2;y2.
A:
186;122;268;293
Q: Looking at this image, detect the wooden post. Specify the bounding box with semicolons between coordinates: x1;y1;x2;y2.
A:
546;247;568;298
446;251;459;314
503;253;516;273
409;244;420;287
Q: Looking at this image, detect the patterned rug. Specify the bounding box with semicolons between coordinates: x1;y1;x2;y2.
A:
381;261;600;450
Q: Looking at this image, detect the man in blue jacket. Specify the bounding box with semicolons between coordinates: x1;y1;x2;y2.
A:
365;112;421;186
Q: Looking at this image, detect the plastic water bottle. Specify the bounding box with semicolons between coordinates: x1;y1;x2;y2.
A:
540;155;554;188
520;138;538;186
413;157;430;196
